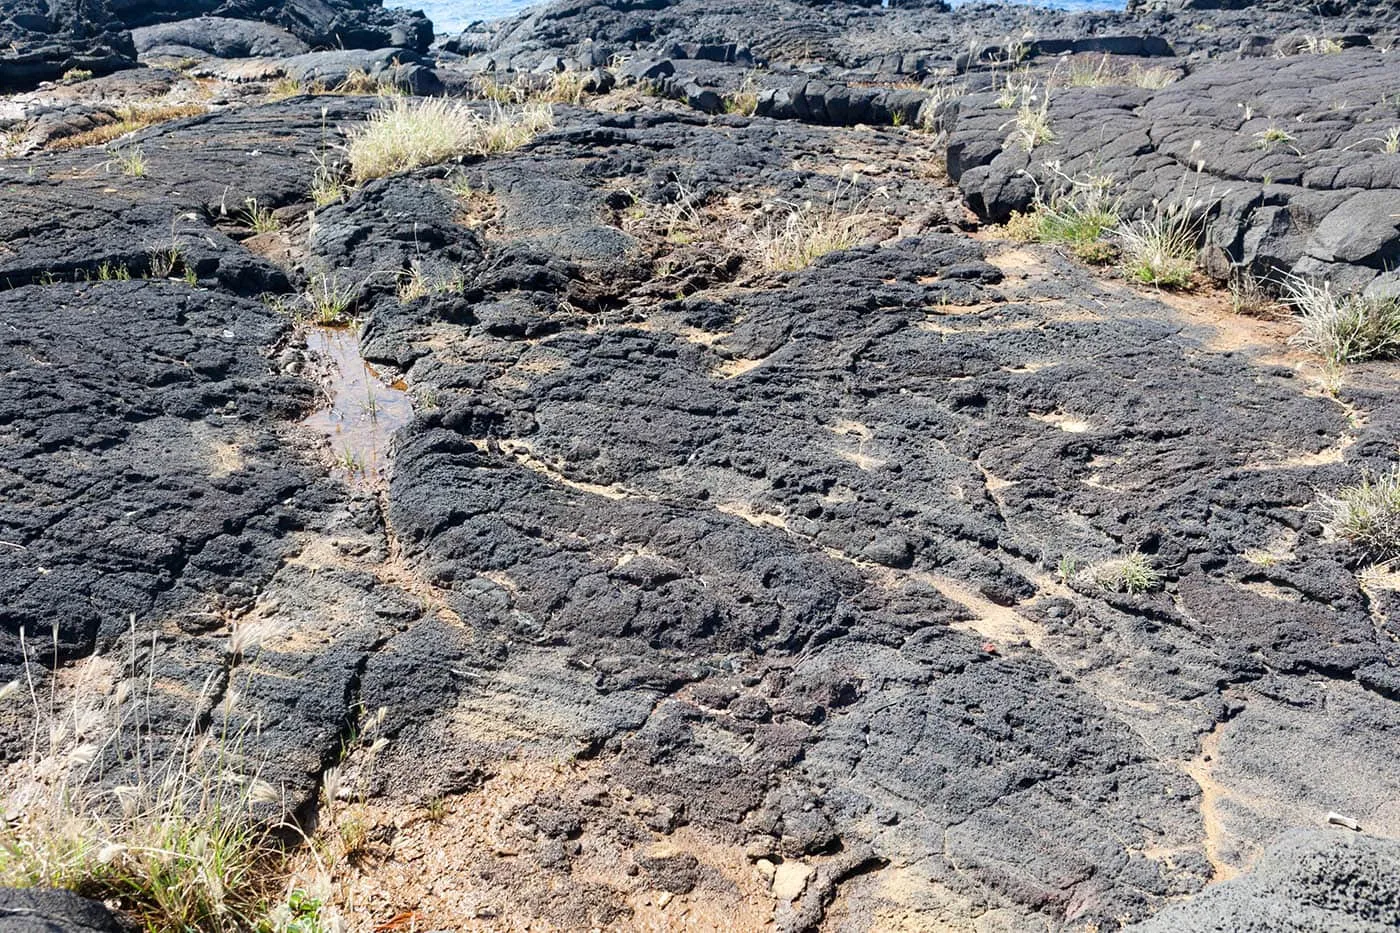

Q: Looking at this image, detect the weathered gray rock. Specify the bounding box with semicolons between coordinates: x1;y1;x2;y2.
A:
947;47;1400;289
279;47;444;94
132;15;310;59
1130;830;1400;932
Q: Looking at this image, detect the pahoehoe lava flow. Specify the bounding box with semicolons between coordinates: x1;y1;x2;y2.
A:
1;0;1399;931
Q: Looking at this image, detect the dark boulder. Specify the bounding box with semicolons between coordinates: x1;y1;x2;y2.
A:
106;0;433;53
131;15;310;59
0;0;136;92
213;0;433;52
279;48;444;95
0;889;124;933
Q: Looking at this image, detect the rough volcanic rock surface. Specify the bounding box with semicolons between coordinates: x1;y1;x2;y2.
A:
131;15;311;60
0;888;125;932
949;46;1400;291
1130;829;1400;932
1;1;1399;931
107;0;433;52
0;0;136;91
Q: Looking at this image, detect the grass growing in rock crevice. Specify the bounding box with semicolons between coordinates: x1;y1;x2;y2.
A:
1329;467;1400;559
1285;277;1400;365
1005;174;1119;262
48;102;209;151
346;98;554;184
1116;201;1200;289
0;637;291;933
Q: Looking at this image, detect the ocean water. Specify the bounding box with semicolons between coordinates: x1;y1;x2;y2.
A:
410;0;1128;36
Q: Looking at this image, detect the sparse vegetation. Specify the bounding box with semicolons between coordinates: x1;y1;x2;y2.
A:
1003;84;1052;151
242;198;281;234
1284;277;1400;365
49;101;207;151
309;107;348;207
994;66;1034;109
1358;126;1400;154
109;146;147;178
148;245;184;279
1227;267;1279;316
1092;551;1161;594
473;71;592;106
97;261;132;281
269;76;316;100
754;196;865;272
423;797;449;822
724;71;760;116
0;633;287;933
1056;554;1078;583
1116;201;1200;288
1329;467;1400;559
304;273;357;324
1253;122;1295;150
542;70;587;105
311;160;348;207
335;67;402;96
1127;63;1177;90
1055;55;1177;89
345;98;554;184
1300;35;1345;55
61;68;94;82
1005;172;1119;262
396;260;465;302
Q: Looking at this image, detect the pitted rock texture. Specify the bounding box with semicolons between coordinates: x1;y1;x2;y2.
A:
1;2;1400;931
131;16;311;60
0;0;430;93
105;0;433;52
0;888;125;933
1129;829;1400;933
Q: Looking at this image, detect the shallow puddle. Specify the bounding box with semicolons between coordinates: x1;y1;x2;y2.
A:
302;326;413;483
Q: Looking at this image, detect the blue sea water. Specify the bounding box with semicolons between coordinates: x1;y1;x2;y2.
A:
407;0;1127;37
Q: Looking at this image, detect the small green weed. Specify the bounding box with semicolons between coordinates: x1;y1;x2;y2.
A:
1092;551;1161;594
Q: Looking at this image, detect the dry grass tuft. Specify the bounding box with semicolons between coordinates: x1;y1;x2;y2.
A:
0;633;288;933
397;260;465;302
724;72;760;116
1116;201;1200;288
48;102;207;151
1227;267;1280;316
1329;467;1400;559
346;98;554;183
1057;55;1177;90
1091;551;1161;594
1285;277;1400;365
754;197;865;272
1002;84;1052;151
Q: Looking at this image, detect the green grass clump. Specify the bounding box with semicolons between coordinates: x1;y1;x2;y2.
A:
1116;203;1199;289
1330;468;1400;558
1093;551;1161;595
242;198;281;234
303;273;357;324
1005;177;1119;260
